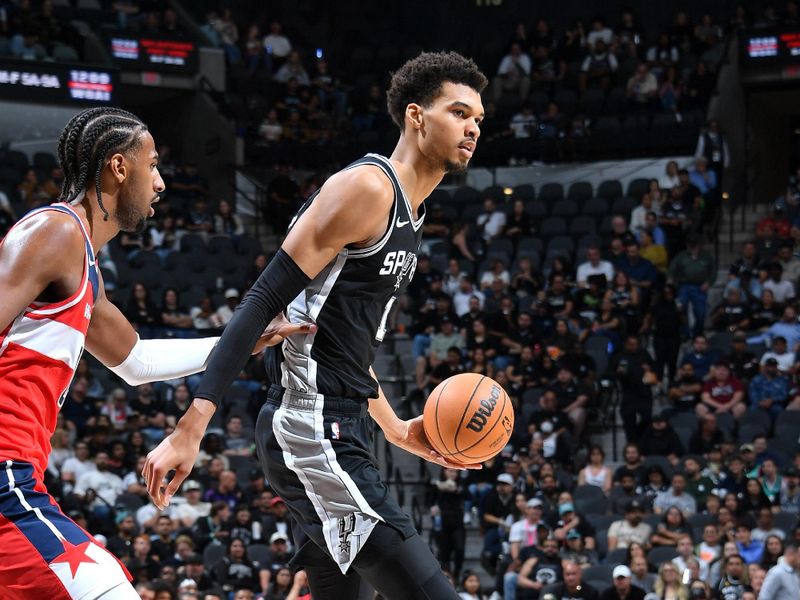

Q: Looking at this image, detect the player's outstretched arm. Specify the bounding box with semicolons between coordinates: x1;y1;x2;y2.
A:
367;367;481;470
143;166;394;509
0;213;84;333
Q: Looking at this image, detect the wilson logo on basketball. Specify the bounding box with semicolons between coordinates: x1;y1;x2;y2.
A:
465;384;501;433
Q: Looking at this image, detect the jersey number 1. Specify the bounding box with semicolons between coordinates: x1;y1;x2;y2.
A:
375;296;396;342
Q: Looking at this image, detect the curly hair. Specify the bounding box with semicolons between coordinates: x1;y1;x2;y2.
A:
56;107;148;221
386;51;487;130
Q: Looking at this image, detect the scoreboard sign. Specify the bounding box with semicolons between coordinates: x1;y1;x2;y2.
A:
0;59;117;104
108;34;198;72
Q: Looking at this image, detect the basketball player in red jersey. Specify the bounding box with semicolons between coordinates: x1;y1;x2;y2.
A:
0;107;310;599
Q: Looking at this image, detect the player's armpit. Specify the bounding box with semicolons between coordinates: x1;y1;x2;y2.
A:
84;294;140;367
281;165;394;278
0;213;84;332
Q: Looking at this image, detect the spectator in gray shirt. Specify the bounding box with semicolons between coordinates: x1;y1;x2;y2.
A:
654;472;697;515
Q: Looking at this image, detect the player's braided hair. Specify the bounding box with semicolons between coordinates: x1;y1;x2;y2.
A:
56;107;148;221
386;51;487;130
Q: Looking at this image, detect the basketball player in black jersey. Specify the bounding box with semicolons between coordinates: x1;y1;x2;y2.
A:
144;51;488;599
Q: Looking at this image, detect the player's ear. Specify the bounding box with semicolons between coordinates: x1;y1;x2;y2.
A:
108;153;127;184
406;103;424;131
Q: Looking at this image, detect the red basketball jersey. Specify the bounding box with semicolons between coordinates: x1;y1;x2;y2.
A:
0;203;99;480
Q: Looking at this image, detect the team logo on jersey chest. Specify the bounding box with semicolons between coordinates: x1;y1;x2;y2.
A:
379;250;417;290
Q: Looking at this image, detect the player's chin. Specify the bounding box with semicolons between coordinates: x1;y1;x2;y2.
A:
444;158;469;174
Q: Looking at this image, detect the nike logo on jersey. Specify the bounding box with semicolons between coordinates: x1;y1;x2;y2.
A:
396;218;409;228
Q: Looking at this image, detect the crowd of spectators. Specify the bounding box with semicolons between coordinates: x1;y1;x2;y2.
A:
200;4;771;171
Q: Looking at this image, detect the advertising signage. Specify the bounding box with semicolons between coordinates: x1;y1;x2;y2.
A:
0;59;117;104
108;33;198;73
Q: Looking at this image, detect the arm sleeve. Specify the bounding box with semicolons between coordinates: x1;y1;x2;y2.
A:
108;336;219;386
194;249;311;406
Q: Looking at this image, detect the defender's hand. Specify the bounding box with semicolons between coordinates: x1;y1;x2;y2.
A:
142;426;202;510
252;312;317;354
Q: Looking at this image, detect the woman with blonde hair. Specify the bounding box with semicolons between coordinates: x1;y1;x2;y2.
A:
652;561;689;600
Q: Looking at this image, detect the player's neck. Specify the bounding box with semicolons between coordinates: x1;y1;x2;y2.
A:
75;196;120;252
389;138;445;213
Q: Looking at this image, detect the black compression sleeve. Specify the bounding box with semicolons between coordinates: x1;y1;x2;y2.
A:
194;249;310;406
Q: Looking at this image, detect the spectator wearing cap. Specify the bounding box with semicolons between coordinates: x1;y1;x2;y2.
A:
600;565;647;600
428;314;465;366
561;530;599;569
266;531;294;572
504;536;563;600
781;467;800;513
654;472;697;515
749;357;792;419
508;498;547;561
106;511;138;559
760;336;796;375
260;496;293;545
724;332;760;381
638;414;684;465
608;500;652;550
214;288;240;327
481;473;516;573
697;361;746;420
551;498;596;549
173;479;210;529
749;306;800;353
609;335;658;444
180;552;216;591
757;201;791;240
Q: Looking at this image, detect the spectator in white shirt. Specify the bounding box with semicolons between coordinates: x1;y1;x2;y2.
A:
60;441;96;495
493;42;532;101
586;17;614;47
760;337;795;374
510;105;537;138
476;197;507;242
453;276;485;317
274;50;310;85
73;452;124;515
630;192;658;239
262;20;292;59
480;260;511;291
508;498;548;560
626;63;658;109
215;288;240;326
576;246;614;288
660;160;681;190
764;263;796;304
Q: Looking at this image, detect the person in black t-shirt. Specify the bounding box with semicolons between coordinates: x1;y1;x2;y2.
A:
724;332;760;382
599;565;647;600
506;537;564;600
541;560;600;599
546;366;592;440
609;335;658;443
710;288;751;332
668;361;703;412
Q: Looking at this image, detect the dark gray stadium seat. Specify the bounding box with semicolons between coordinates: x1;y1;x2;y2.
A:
180;233;207;253
579;88;605;116
583;197;610;220
525;200;548;219
582;564;614;586
627;178;650;200
482;185;506;202
597;180;623;200
539;182;564;203
518;237;544;256
669;412;699;433
453;186;480;204
570;215;597;237
553;89;577;114
611;196;637;218
567;181;593;203
604;87;627;114
540;217;567;238
513;184;535;201
551;199;579;219
546;235;574;257
648;546;679;565
529;90;549;114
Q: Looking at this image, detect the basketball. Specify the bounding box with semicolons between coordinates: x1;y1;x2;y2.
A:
423;373;515;465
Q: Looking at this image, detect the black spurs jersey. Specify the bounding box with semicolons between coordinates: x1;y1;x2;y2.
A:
266;154;425;399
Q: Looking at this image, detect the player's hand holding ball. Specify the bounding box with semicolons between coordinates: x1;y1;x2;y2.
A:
422;373;514;466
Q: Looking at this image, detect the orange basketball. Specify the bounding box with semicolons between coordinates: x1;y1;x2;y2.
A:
423;373;514;465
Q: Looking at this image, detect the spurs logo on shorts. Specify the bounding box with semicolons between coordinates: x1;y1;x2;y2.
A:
337;514;356;557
